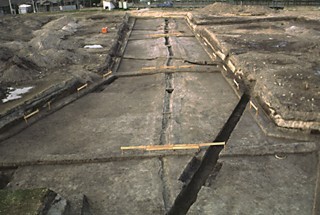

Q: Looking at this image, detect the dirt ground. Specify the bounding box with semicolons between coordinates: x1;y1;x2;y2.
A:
1;4;319;131
0;11;125;103
191;3;320;131
0;4;319;215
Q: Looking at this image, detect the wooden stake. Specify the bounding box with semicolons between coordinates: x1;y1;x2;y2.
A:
250;101;259;115
47;101;51;111
24;109;39;124
222;65;227;71
102;71;112;78
77;83;88;93
233;79;240;90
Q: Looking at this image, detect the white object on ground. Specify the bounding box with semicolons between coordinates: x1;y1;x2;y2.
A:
123;1;127;9
84;45;103;49
19;4;31;14
102;1;115;10
2;86;33;103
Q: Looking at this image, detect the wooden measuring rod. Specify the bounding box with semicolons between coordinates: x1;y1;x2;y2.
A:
141;65;194;71
141;66;156;70
121;142;225;152
178;65;193;69
147;32;183;38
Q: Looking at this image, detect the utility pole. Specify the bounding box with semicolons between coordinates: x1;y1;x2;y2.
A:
32;0;36;13
8;0;13;14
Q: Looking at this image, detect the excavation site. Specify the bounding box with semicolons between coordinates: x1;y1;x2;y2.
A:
0;2;319;214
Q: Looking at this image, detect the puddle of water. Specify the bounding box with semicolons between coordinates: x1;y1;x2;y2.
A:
2;86;33;103
84;45;103;49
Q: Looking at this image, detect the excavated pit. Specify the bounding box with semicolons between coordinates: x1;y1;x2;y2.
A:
0;5;319;215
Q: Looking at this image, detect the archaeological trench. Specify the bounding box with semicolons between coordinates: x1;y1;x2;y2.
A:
0;5;319;215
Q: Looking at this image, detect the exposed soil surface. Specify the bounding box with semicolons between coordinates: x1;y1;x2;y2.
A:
0;5;319;215
191;3;320;130
197;2;275;16
0;11;125;103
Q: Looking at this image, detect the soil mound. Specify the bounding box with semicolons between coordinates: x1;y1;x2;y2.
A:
197;3;274;16
0;16;85;85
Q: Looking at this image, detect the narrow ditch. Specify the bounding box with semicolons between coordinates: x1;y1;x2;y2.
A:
167;93;250;215
159;18;174;145
160;18;175;214
159;158;171;212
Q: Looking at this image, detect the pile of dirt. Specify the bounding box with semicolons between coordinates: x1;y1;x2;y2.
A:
0;16;52;42
0;13;125;88
197;2;274;16
0;16;90;86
